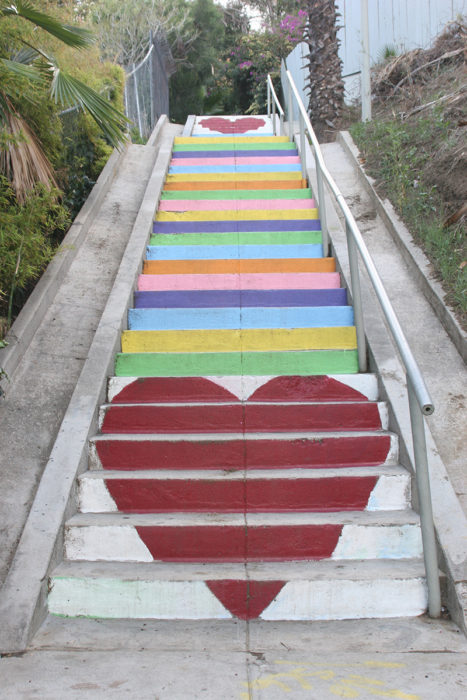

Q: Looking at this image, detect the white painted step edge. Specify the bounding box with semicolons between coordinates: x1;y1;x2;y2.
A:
108;374;380;403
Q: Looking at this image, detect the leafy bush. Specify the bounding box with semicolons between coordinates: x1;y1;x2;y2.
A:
0;176;70;327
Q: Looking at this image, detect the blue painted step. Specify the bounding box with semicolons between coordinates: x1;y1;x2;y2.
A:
146;244;323;261
128;306;355;331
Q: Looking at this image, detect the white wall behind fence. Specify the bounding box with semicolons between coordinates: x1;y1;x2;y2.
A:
285;0;466;104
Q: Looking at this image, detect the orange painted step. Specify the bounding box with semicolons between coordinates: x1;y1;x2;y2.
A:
143;258;336;275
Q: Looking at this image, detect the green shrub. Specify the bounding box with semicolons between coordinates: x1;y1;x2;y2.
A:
0;177;70;329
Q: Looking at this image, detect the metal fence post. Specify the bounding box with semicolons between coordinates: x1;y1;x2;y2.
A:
149;33;155;132
407;377;441;618
133;63;143;139
345;221;367;372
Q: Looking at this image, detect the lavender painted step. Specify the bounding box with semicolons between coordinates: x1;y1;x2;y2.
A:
172;150;299;158
133;289;348;309
145;244;324;261
153;221;321;234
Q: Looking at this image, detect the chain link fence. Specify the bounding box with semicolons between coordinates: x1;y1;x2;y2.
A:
124;34;176;141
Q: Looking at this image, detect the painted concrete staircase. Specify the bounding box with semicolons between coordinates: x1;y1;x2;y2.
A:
49;116;427;621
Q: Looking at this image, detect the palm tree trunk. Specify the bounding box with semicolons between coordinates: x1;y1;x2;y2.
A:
304;0;344;142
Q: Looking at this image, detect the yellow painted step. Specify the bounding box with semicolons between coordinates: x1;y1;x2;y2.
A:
174;136;291;145
121;327;357;353
156;209;319;222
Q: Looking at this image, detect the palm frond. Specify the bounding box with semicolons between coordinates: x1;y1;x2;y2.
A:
0;103;56;203
0;57;44;84
50;69;129;147
1;1;93;49
11;46;39;64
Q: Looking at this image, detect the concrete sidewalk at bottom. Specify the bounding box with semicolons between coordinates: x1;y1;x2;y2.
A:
0;617;466;698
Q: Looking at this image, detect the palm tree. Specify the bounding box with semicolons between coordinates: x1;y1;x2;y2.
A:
303;0;344;141
0;0;128;202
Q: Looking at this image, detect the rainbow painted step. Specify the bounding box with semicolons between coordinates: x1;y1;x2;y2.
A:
49;119;427;623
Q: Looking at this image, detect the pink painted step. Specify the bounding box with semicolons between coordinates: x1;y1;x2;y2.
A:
158;199;316;211
138;272;341;291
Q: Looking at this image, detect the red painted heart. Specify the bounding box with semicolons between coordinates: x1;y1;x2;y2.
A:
198;117;266;134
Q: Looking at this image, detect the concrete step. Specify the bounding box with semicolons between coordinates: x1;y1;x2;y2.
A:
172;149;299;157
48;559;428;620
160;188;312;199
98;401;387;434
78;466;411;514
149;231;323;246
145;243;324;260
127;306;354;330
106;375;379;404
152;220;321;234
169;156;302;167
155;207;318;222
90;431;399;471
63;510;422;563
114;349;359;377
142;257;331;275
121;328;357;353
137;271;342;291
133;288;347;308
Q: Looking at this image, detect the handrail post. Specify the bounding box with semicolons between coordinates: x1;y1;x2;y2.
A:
287;79;294;140
299;112;306;180
407;377;441;618
345;221;367;372
280;112;284;136
267;80;271;119
272;97;277;136
316;160;328;257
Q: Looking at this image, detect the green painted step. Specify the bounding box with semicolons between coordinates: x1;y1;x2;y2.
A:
172;143;297;151
115;350;359;377
160;189;313;200
150;231;323;246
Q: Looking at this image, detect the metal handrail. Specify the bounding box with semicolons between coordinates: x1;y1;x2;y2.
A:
266;75;285;136
267;69;441;618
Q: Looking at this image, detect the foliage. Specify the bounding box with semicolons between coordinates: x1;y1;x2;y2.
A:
244;0;304;28
86;0;194;67
0;0;128;203
169;0;226;122
0;175;70;326
215;7;305;116
350;110;467;320
0;1;127;335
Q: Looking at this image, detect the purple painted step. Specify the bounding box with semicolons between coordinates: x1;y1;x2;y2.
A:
153;221;321;234
134;289;348;309
172;150;299;158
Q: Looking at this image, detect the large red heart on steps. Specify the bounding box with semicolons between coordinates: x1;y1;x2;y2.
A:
198;117;266;133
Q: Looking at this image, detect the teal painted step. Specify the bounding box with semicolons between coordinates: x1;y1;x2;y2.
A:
115;350;359;377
